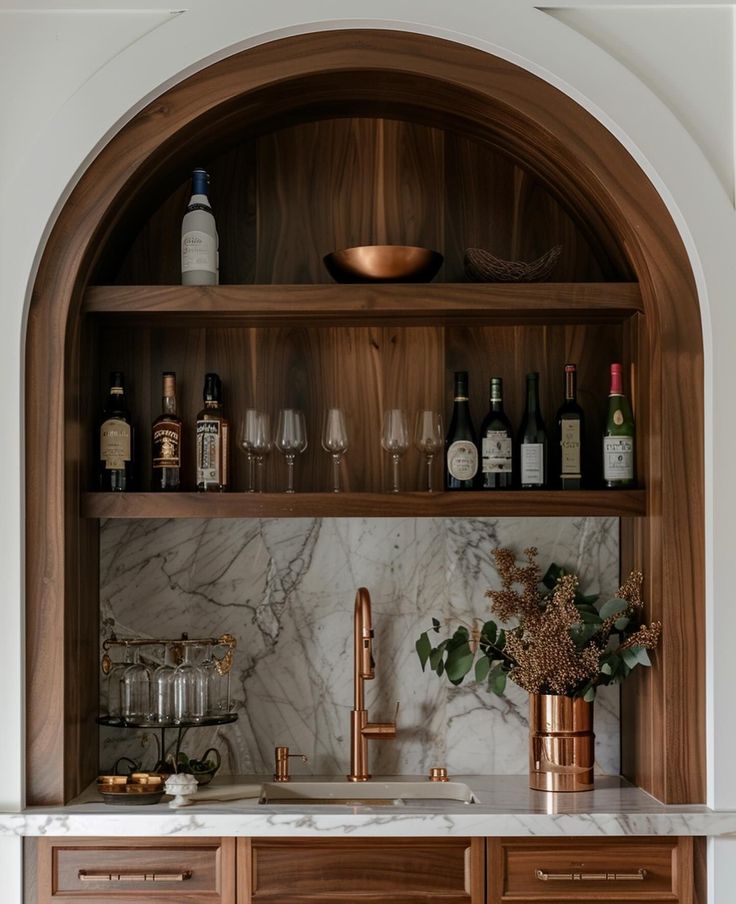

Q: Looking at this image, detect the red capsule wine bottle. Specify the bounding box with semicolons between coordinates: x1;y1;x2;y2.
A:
445;371;479;490
518;372;547;489
479;377;513;489
556;363;585;489
603;363;635;488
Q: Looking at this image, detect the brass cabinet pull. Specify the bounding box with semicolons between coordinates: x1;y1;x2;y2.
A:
535;868;647;882
78;870;192;882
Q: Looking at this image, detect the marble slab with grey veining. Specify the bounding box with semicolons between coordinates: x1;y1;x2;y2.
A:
6;776;736;838
99;517;621;778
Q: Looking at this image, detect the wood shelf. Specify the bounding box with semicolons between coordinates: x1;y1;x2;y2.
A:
82;489;646;519
84;283;642;326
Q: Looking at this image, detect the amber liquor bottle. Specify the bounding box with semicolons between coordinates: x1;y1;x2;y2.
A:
152;372;183;491
196;372;229;492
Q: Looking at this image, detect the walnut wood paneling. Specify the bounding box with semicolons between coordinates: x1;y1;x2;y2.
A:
37;837;235;904
238;837;485;904
26;30;704;805
488;837;693;904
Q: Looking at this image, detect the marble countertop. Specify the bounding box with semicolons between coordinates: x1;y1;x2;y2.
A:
4;775;736;838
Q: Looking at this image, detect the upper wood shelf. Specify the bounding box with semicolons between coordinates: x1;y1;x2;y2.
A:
84;283;642;326
82;490;646;519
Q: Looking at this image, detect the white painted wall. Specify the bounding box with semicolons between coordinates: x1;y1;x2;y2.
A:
0;2;734;900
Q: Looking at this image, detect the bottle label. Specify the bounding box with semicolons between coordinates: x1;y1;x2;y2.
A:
521;443;544;485
447;441;478;481
560;419;581;478
482;432;512;474
153;420;181;469
604;436;634;480
100;419;131;470
197;419;221;484
613;409;624;426
182;230;217;273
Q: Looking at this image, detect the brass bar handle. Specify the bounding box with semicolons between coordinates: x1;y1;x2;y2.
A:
535;868;647;882
78;870;192;882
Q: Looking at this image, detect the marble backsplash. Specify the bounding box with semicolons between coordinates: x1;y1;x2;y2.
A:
99;517;620;777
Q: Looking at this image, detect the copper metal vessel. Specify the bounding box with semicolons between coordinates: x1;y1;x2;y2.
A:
528;693;594;792
324;245;443;283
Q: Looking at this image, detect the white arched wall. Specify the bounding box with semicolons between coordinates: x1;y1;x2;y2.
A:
1;3;734;901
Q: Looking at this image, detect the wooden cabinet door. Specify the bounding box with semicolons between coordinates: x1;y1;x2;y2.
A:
488;837;693;904
238;837;485;904
37;837;236;904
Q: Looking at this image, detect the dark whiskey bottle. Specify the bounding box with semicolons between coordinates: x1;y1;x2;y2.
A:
152;372;182;491
196;373;229;492
99;371;134;492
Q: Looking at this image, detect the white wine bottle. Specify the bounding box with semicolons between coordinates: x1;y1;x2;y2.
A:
181;168;218;286
603;362;635;488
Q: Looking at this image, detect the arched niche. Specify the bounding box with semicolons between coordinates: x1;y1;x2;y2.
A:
25;30;703;805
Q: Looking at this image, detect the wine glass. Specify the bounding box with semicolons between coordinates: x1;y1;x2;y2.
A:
105;643;133;719
381;409;409;493
276;409;308;493
250;411;272;493
415;410;444;493
121;648;152;723
151;645;175;723
238;409;260;492
322;408;348;493
173;645;207;723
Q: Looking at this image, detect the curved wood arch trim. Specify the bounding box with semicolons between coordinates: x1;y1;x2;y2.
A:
25;29;703;805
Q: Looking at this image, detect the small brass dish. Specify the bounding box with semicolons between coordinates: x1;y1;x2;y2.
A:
97;771;167;805
324;245;443;283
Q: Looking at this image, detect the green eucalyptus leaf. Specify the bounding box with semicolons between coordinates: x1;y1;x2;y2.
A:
622;647;640;670
614;616;630;631
481;620;497;645
578;610;603;625
636;647;652;667
445;644;474;682
600;662;613;676
599;597;629;620
497;629;506;649
416;632;432;670
429;645;446;672
431;617;441;633
475;655;491;683
489;669;507;695
583;686;596;703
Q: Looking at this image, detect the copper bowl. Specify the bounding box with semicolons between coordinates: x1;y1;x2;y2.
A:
323;245;443;283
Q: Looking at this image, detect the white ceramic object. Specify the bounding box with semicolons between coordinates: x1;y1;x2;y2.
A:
164;772;198;808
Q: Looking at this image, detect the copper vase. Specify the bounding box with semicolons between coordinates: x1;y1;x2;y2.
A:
528;693;594;792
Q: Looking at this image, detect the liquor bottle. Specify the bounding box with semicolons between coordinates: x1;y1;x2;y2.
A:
181;168;218;286
518;372;547;489
603;362;635;488
99;371;134;492
556;363;585;489
479;377;513;489
152;372;182;491
445;371;478;490
196;373;229;492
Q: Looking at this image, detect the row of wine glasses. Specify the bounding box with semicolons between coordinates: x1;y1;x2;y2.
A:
238;408;443;493
104;644;231;724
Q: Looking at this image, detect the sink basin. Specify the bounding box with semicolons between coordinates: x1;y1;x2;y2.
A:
258;781;477;807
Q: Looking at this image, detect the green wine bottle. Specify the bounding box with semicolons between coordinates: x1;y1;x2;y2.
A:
603;363;635;488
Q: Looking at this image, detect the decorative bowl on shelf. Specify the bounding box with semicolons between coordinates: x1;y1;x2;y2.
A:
323;245;443;283
97;771;166;806
464;244;563;282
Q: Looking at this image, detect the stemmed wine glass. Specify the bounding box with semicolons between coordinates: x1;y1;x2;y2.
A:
105;643;133;719
238;409;260;492
250;411;272;493
151;644;175;723
121;647;152;723
173;645;207;723
381;409;409;493
415;410;444;493
322;408;348;493
276;409;308;493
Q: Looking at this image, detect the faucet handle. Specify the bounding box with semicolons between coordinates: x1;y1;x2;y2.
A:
273;746;309;782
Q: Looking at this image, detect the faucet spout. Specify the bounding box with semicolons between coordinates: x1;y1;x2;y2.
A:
348;588;397;782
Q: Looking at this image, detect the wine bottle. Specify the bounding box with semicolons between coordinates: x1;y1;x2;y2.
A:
99;371;134;492
479;377;513;489
603;362;635;488
152;372;182;491
518;372;547;489
181;168;218;286
556;363;584;489
445;371;478;490
196;373;229;492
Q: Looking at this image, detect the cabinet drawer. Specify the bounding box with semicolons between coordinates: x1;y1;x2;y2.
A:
488;837;693;904
37;837;235;904
240;838;484;903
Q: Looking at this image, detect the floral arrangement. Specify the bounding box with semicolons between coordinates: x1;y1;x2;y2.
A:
416;547;661;701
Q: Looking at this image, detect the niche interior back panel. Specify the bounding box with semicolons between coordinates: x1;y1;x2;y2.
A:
99;517;620;776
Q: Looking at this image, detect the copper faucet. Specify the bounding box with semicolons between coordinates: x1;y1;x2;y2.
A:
348;587;397;782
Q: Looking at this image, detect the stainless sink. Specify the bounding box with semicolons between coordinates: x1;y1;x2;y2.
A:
258;780;477;807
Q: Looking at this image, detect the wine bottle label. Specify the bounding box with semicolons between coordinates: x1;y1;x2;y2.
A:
447;441;478;481
153;420;181;469
560;419;581;478
604;436;634;480
100;419;131;470
482;432;512;474
521;443;544;485
613;409;624;426
197;419;221;484
182;230;217;273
